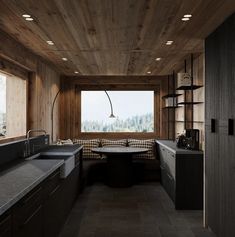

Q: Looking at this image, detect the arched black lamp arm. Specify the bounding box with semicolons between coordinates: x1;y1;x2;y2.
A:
51;89;61;143
104;90;115;118
51;89;115;142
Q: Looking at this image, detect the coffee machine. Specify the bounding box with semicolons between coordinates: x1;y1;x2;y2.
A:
176;129;200;150
185;129;199;150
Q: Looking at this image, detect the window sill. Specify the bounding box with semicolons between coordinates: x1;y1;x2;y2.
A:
0;135;26;144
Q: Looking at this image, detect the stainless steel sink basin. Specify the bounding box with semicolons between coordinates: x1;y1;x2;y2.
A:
26;153;75;178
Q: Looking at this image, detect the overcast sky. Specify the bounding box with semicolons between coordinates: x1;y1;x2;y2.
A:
0;75;6;113
81;91;153;123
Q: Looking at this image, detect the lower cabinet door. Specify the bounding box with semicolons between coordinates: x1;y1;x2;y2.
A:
13;205;43;237
0;214;11;237
161;167;175;202
44;184;64;237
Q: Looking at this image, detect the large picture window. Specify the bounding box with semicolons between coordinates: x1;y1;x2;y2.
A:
81;91;154;132
0;72;27;139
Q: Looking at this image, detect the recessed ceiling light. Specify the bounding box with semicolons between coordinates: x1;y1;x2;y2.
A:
62;57;68;61
25;17;34;21
156;57;161;61
147;71;151;74
46;40;54;45
74;71;79;74
184;14;192;18
22;14;31;18
166;41;173;45
182;17;190;21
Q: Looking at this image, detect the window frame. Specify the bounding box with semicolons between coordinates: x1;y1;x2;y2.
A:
77;87;160;139
0;70;28;142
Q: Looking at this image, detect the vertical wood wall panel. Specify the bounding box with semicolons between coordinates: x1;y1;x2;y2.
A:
60;76;168;140
28;62;60;141
6;75;27;137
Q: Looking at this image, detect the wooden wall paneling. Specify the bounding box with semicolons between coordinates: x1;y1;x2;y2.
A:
69;76;165;86
75;87;81;138
6;74;27;137
154;90;160;138
160;77;169;139
0;29;37;71
28;62;60;140
28;72;37;131
60;76;167;140
0;57;29;81
0;21;61;143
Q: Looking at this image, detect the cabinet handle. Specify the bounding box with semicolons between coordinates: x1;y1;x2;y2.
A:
228;119;234;135
0;215;10;226
21;205;42;228
167;173;173;180
49;184;60;197
211;119;216;133
22;187;42;205
48;171;60;181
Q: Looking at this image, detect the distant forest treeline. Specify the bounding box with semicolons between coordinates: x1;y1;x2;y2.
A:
82;113;153;132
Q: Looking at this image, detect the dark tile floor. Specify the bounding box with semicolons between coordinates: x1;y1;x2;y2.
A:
59;183;216;237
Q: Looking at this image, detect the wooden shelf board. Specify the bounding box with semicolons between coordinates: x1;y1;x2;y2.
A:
177;102;203;105
162;93;182;99
176;85;203;90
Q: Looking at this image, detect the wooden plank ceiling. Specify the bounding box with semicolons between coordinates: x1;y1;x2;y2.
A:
0;0;235;76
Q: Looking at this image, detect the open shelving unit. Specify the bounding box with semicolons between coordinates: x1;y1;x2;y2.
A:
162;72;181;139
175;54;204;130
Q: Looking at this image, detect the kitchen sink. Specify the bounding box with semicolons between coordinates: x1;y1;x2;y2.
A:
26;153;75;179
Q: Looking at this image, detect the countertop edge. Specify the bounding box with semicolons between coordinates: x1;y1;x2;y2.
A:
40;145;83;156
156;140;203;155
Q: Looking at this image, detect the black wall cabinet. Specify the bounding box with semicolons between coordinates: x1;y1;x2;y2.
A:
205;13;235;237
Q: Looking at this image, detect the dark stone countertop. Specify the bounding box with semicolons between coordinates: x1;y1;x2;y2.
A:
0;159;63;216
156;140;203;155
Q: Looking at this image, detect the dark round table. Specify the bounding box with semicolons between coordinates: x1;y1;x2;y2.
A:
91;147;149;187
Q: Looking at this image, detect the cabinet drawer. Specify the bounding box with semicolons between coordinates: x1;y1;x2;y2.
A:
43;169;60;199
158;145;166;167
13;185;42;227
75;153;80;166
161;167;175;202
0;213;11;237
164;150;175;178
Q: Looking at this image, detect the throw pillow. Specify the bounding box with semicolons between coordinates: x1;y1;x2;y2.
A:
73;139;101;159
101;139;127;147
128;139;155;159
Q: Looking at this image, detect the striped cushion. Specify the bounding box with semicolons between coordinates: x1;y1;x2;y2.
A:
128;139;156;159
73;139;101;159
101;139;127;147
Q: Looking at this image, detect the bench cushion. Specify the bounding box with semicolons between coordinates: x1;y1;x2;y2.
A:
73;139;101;159
128;139;156;159
101;139;127;147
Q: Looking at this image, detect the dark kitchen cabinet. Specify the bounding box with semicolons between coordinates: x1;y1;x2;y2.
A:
43;170;63;237
157;141;203;210
0;213;11;237
205;13;235;237
0;148;83;237
43;152;82;237
12;186;43;237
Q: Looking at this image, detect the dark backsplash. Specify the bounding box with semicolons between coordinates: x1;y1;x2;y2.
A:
0;135;49;167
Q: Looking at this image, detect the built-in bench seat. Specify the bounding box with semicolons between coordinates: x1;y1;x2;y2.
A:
73;138;160;185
